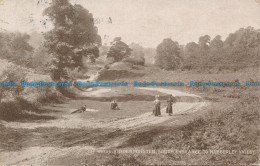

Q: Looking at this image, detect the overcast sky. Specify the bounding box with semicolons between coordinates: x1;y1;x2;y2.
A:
0;0;260;47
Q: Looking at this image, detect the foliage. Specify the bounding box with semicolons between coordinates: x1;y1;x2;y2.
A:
105;90;259;165
0;66;27;103
123;43;145;66
0;32;34;67
30;44;52;72
100;45;110;57
181;27;260;72
154;38;182;70
43;0;101;80
143;48;156;64
153;27;259;72
198;35;211;51
107;37;132;63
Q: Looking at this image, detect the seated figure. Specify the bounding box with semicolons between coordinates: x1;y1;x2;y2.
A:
71;105;87;114
81;105;87;112
111;100;120;110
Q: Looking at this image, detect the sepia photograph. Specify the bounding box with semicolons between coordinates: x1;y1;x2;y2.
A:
0;0;259;165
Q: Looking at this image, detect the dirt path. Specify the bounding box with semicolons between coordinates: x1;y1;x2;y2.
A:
0;146;102;165
2;88;207;130
0;87;208;165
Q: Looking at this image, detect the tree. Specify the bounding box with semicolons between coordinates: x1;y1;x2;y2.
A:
198;35;211;50
209;35;224;58
43;0;101;80
154;38;181;70
31;44;52;71
182;42;200;70
107;37;132;63
0;32;33;67
130;43;145;57
181;27;260;71
210;35;223;51
123;43;145;65
184;42;199;56
222;27;260;68
197;35;211;61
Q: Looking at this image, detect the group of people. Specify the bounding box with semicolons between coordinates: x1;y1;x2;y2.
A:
111;95;175;117
153;95;174;116
73;95;175;115
73;100;119;114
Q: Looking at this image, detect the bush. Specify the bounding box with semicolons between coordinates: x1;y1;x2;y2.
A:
0;65;28;103
107;37;132;63
0;97;39;121
37;91;65;104
0;32;34;67
123;56;145;66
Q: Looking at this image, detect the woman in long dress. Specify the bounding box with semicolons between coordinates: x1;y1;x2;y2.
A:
153;95;161;116
166;95;173;116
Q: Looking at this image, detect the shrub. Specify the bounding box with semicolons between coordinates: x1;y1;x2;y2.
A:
0;65;27;103
123;56;145;66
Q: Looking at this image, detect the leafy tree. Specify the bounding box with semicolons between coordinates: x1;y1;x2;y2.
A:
224;27;259;52
31;44;52;71
210;35;223;51
184;42;199;57
0;32;33;66
124;43;145;65
181;27;260;71
130;43;145;57
43;0;101;80
107;37;132;63
182;42;200;70
222;27;260;68
198;35;211;50
198;35;211;58
76;44;100;63
209;35;224;59
154;38;181;70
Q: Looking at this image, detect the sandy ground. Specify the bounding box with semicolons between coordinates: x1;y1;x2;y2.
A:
2;88;206;130
0;87;208;165
80;88;112;97
0;146;101;165
139;87;201;97
2;102;206;130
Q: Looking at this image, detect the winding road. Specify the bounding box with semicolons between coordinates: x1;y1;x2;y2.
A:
0;87;208;165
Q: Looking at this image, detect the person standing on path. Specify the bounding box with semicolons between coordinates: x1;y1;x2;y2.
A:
166;95;174;116
153;95;161;116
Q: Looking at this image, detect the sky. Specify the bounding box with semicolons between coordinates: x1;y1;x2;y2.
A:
0;0;260;47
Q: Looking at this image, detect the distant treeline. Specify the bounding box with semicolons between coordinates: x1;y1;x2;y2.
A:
0;1;259;77
155;27;260;72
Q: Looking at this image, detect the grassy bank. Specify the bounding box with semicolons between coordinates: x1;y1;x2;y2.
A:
80;89;258;165
80;66;260;165
0;65;259;165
